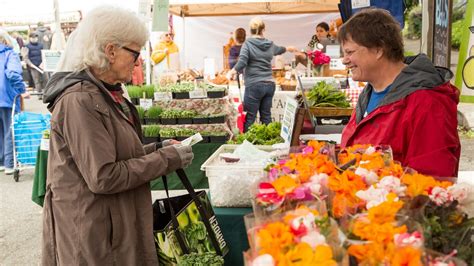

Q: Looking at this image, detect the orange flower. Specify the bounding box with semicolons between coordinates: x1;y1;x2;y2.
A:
278;242;314;266
401;173;437;197
379;161;404;178
390;246;422;266
272;175;299;197
312;245;337;266
367;193;403;224
348;243;385;264
257;222;294;259
328;170;366;194
359;153;386;171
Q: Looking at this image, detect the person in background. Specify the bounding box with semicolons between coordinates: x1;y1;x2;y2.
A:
11;31;24;49
228;27;246;69
227;17;296;132
35;22;52;50
151;32;180;83
340;8;460;177
0;30;26;175
41;6;193;264
131;55;145;85
24;32;45;100
307;22;331;50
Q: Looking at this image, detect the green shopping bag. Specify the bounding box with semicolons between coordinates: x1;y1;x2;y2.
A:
153;169;228;265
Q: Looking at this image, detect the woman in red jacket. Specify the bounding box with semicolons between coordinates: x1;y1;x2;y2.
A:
339;8;460;178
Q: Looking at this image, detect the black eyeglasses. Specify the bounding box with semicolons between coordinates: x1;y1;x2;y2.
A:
122;46;140;62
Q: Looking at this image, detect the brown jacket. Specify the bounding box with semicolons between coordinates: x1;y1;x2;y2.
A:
42;70;181;265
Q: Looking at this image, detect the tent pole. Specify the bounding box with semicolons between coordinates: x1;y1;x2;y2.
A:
182;13;186;69
146;21;151;85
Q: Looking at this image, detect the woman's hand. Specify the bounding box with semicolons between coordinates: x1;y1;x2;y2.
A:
286;46;297;53
226;69;237;80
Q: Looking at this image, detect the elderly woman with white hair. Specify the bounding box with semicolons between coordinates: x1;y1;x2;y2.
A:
41;6;193;265
0;30;25;175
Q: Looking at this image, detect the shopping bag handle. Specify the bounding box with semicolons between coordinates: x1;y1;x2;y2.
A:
162;169;223;256
162;175;189;254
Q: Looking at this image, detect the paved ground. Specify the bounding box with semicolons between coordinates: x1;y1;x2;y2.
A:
1;42;474;264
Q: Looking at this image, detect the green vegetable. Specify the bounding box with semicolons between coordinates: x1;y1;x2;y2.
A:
126;85;142;98
178;252;224;266
229;122;284;145
145;106;163;119
159;128;177;138
307;81;351;108
142;85;156;99
142;125;160;137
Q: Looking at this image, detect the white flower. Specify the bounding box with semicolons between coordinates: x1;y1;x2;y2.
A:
364;146;376;155
448;183;474;218
356;186;391;209
291;213;316;232
429;187;450;206
355;167;379;185
394;232;423;248
447;183;470;203
309;183;322;195
378;176;406;197
252;254;274;266
300;230;326;249
310;173;329;185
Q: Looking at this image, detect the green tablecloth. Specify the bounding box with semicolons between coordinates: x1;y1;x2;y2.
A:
150;143;221;190
32;143;222;206
214;207;252;266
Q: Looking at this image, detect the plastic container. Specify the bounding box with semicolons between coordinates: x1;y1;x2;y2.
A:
201;144;275;207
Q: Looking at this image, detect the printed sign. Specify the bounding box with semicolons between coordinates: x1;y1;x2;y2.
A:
41;50;63;72
154;92;172;101
152;0;169;32
139;98;153;110
433;0;452;68
280;97;298;145
352;0;370;9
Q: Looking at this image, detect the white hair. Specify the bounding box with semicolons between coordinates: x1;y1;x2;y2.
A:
57;6;149;72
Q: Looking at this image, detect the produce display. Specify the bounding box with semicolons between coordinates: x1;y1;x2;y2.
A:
307;81;351;108
229;122;284;145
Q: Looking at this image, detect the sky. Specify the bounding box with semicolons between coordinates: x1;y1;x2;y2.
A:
0;0;140;24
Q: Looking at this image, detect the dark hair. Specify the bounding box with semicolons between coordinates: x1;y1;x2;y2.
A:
316;22;330;32
234;28;246;44
338;8;404;62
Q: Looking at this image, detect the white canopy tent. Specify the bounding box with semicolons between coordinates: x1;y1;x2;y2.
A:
153;0;341;76
168;0;340;17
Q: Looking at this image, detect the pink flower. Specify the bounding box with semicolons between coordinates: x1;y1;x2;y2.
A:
256;183;284;205
288;186;314;201
302;145;314;155
307;50;331;65
429;186;450;206
394;231;423;248
268;168;279;181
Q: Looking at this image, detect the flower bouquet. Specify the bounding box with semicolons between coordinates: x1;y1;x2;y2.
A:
245;205;344;266
344;194;425;265
306;49;330;76
401;173;474;263
253;141;337;217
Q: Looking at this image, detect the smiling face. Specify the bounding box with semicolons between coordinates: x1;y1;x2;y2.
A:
106;42;141;84
341;37;381;83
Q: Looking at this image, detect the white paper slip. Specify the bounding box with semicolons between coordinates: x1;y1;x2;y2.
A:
139;98;153;110
181;133;203;146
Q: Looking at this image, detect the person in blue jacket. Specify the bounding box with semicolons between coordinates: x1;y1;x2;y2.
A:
0;30;26;175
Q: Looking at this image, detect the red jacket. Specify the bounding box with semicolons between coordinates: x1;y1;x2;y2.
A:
341;55;460;177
